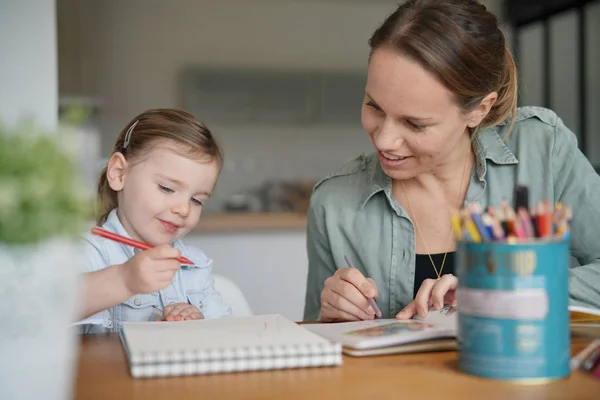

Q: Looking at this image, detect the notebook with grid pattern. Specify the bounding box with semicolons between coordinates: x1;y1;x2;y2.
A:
119;314;342;378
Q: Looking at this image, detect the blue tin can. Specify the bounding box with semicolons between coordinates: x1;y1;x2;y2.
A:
456;240;570;382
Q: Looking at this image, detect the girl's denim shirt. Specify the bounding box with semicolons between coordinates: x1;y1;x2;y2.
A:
77;209;232;333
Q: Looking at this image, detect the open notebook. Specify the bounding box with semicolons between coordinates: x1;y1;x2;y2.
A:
306;305;600;357
305;306;458;357
120;314;342;378
570;306;600;337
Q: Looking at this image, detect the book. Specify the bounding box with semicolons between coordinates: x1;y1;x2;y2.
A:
304;306;457;357
119;314;342;378
305;305;600;357
570;306;600;337
570;305;600;322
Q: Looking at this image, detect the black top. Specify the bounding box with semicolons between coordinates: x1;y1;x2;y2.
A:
414;252;456;299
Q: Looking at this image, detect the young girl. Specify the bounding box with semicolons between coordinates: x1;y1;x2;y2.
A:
77;109;232;334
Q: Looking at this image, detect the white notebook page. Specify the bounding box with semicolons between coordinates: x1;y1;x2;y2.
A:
122;314;334;355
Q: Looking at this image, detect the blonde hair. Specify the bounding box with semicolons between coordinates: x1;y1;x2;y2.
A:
96;108;223;225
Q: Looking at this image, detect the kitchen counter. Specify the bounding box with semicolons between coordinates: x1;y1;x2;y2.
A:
192;212;307;233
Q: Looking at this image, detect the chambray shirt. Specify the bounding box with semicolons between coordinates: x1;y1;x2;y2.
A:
77;209;231;334
303;107;600;321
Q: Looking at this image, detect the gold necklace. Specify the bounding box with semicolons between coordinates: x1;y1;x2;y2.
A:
401;139;471;280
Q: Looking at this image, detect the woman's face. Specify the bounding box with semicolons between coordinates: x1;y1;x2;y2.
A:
362;46;478;181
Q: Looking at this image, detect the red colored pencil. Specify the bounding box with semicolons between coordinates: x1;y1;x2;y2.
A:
91;227;193;265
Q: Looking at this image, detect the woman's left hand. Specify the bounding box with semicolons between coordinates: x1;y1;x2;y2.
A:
162;302;204;321
395;274;458;319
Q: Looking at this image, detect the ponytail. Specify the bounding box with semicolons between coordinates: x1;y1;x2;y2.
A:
96;166;118;225
483;44;518;136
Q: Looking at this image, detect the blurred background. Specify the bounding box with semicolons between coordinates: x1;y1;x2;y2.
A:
1;0;599;321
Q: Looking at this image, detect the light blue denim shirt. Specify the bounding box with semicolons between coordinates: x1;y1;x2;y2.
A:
304;107;600;321
77;209;231;333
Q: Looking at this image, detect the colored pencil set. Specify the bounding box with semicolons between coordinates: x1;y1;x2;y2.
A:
451;186;572;243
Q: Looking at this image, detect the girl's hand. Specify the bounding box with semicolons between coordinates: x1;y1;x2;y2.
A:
320;268;379;322
118;245;183;296
162;302;204;321
396;274;458;320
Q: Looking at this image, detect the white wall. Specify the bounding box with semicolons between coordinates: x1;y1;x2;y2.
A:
185;231;308;321
71;0;399;135
65;0;406;211
62;0;505;212
0;0;58;127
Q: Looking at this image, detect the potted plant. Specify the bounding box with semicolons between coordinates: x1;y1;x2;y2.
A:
0;119;91;400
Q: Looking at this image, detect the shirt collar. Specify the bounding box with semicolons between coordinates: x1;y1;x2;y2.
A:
103;209;133;241
360;155;392;209
360;126;518;208
471;126;519;180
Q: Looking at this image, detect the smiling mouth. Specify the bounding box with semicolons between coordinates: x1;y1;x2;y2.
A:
380;151;411;161
159;220;180;232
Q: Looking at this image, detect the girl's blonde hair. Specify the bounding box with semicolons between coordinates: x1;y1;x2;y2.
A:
96;108;223;225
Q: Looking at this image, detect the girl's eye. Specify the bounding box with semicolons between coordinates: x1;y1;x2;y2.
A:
158;184;174;194
191;198;203;206
406;120;425;131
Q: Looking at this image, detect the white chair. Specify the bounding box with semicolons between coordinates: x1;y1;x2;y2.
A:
213;274;253;317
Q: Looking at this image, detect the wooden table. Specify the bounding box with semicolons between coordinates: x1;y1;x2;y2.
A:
75;333;600;400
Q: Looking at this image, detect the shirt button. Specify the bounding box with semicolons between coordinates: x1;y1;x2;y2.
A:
134;298;141;306
198;301;204;309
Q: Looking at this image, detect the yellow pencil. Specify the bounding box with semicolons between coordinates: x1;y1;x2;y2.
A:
462;210;482;243
451;212;463;241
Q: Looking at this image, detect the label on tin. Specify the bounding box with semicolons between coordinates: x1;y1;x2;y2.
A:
458;288;548;320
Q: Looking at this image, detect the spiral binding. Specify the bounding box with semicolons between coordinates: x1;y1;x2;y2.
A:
129;342;343;378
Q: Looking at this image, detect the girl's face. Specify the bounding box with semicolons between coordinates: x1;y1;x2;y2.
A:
107;141;219;246
362;47;485;181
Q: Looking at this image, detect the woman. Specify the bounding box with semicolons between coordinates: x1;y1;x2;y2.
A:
303;0;600;322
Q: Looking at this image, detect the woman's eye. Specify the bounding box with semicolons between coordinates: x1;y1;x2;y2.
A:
407;120;425;131
366;100;382;111
158;184;174;194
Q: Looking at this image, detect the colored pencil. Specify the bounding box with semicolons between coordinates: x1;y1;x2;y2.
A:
571;339;600;370
450;211;463;241
453;192;571;243
470;203;492;242
91;227;194;265
462;210;482;243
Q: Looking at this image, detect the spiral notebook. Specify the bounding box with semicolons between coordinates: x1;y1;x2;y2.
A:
119;314;343;378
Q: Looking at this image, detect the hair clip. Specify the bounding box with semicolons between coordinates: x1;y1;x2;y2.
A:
123;120;139;149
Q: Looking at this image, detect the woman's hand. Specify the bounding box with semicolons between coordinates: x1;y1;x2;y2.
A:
396;274;458;320
320;268;379;322
162;302;204;321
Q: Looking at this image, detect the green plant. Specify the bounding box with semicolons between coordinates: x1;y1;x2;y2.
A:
0;121;92;244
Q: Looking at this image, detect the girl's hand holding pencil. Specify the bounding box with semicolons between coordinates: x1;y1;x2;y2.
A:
91;227;191;296
118;245;183;296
